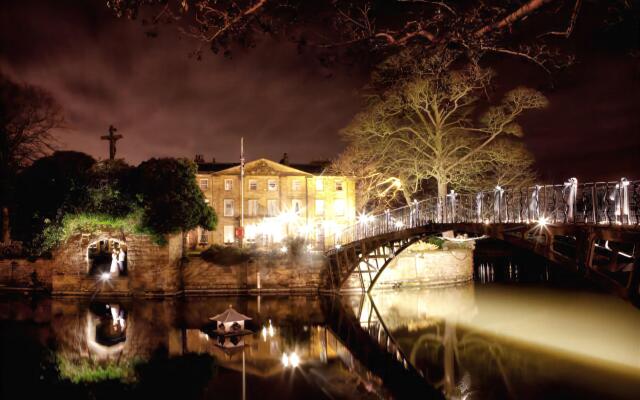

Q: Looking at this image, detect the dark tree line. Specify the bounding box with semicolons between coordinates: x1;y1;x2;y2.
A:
0;73;216;254
10;153;217;255
0;71;63;243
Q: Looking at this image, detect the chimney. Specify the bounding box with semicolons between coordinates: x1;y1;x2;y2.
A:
195;154;205;164
211;157;216;164
279;152;290;166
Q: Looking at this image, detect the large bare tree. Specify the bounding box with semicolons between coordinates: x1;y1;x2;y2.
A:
107;0;636;75
0;73;62;243
335;52;546;207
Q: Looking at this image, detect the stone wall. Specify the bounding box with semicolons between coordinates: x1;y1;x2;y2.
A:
374;248;474;289
51;229;183;296
0;229;183;297
0;258;53;289
182;254;326;294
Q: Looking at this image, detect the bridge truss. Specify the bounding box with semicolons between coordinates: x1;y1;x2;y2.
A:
323;179;640;305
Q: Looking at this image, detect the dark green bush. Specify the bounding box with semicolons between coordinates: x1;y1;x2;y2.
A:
200;244;252;266
425;235;445;249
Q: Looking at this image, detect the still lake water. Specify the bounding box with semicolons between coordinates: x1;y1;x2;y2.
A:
1;252;639;399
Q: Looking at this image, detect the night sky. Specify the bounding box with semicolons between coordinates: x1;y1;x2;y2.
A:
1;0;638;182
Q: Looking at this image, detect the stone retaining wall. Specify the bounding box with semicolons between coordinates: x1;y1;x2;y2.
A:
183;255;326;294
375;248;474;289
0;258;53;289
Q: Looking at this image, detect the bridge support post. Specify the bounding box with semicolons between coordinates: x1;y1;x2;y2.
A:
575;229;596;274
628;253;640;306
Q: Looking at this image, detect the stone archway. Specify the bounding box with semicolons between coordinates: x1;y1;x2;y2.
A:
86;238;128;276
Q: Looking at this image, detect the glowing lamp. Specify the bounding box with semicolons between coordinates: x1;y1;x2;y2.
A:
289;352;300;368
99;272;111;282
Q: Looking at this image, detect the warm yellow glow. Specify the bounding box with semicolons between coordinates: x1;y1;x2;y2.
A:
281;353;289;367
538;216;549;227
371;285;640;374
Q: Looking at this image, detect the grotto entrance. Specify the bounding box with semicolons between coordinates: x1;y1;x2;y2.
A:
87;239;128;276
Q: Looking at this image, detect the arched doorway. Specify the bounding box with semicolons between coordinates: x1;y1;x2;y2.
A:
86;238;128;276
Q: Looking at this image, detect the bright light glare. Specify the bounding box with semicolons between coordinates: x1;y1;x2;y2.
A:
280;246;288;253
99;272;111;282
394;220;404;229
538;216;549;227
289;352;300;367
281;353;289;367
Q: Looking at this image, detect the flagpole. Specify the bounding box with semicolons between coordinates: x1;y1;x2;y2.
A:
240;137;245;248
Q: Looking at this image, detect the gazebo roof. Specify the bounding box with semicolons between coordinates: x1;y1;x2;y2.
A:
210;306;252;323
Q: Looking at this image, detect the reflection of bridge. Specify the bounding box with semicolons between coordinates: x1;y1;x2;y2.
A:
322;295;444;399
323;180;640;304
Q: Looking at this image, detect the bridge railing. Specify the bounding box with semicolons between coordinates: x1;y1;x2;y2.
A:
327;178;639;249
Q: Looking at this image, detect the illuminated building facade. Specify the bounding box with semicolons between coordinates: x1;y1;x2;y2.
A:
188;157;357;249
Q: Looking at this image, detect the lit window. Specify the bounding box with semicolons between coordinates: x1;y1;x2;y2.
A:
199;179;209;189
316;178;323;191
335;181;343;191
199;230;209;244
267;199;278;216
248;199;258;216
223;199;234;217
249;180;257;191
292;199;303;215
315;200;324;216
223;226;234;244
292;180;302;191
334;199;345;216
224;179;233;191
268;179;278;191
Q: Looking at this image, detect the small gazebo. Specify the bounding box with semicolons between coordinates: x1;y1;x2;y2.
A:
210;306;252;334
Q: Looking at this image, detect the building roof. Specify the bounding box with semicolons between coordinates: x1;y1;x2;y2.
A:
210;306;252;323
196;158;330;176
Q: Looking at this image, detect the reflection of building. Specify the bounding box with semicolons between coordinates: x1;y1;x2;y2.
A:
189;157;357;249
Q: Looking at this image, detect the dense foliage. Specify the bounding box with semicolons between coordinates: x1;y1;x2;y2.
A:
1;72;64;243
9;153;216;256
136;158;217;236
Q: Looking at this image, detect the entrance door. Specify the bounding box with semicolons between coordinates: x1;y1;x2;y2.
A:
223;225;235;244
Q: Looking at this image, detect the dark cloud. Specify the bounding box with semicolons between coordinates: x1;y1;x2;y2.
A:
1;0;638;181
1;0;363;165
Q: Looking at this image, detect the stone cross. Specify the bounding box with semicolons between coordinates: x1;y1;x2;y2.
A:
101;125;123;160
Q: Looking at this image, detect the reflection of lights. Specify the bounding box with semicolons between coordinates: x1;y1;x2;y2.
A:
280;246;288;254
99;272;111;282
484;219;490;225
262;319;276;341
268;319;275;337
281;352;300;368
335;244;341;249
394;220;404;229
306;244;313;252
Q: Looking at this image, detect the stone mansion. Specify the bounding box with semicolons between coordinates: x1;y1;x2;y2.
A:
187;156;358;249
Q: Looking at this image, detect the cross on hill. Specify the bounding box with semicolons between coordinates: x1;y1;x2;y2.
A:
101;125;123;160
